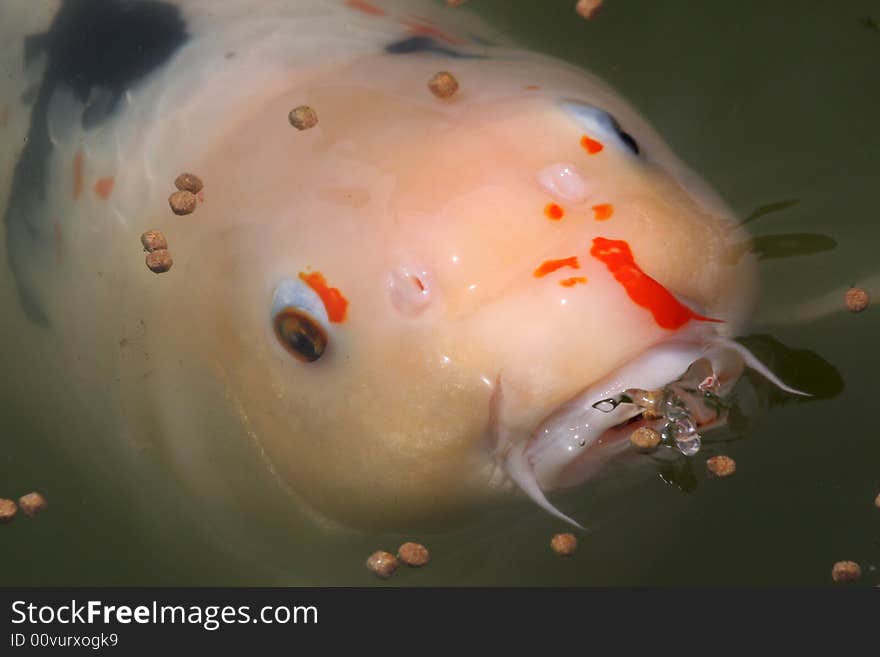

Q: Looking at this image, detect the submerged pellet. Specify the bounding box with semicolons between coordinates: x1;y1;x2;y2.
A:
168;190;197;215
576;0;604;20
397;542;430;567
366;550;399;579
174;172;203;194
706;455;737;477
288;105;318;130
0;498;17;524
831;560;861;583
18;492;47;517
140;230;168;252
551;533;578;556
146;249;173;273
845;287;869;313
428;71;459;98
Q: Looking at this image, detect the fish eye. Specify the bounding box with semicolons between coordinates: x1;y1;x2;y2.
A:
560;100;641;156
274;307;327;362
270;279;330;362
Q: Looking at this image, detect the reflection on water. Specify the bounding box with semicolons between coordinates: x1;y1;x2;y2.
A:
1;0;878;585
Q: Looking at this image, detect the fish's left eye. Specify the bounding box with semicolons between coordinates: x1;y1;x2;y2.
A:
561;100;641;156
270;279;330;363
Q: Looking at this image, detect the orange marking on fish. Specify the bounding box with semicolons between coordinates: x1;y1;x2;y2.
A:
534;257;580;278
559;276;587;287
592;203;613;221
94;176;115;200
72;150;84;200
590;237;723;330
299;271;349;323
580;135;604;154
344;0;385;16
524;85;540;91
403;17;464;44
544;203;564;221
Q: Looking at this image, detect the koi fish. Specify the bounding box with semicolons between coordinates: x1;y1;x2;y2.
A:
0;0;805;532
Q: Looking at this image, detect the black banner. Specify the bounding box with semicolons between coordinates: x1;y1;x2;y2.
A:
0;588;877;651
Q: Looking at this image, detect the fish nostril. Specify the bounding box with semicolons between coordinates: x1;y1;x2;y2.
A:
388;265;432;317
537;162;588;204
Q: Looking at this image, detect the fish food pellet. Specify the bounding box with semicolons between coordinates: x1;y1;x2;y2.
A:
630;426;661;451
845;287;869;313
550;533;578;556
18;492;47;518
174;172;203;194
146;249;173;273
398;542;430;567
366;550;399;579
576;0;604;20
288;105;318;130
168;190;197;215
706;455;737;477
831;560;861;583
0;498;17;524
140;230;168;252
428;71;459;98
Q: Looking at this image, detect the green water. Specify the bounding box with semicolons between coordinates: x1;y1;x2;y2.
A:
2;0;879;586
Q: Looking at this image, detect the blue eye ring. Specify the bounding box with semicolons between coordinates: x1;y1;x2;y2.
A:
560;100;641;156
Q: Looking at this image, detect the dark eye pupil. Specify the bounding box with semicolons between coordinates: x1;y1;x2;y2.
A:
274;308;328;362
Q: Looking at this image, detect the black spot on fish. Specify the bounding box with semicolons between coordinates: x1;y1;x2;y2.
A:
4;0;188;326
385;35;486;59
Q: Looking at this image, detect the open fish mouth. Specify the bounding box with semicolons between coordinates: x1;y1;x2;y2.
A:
490;328;807;528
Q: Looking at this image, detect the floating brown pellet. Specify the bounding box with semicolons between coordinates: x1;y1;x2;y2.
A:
0;498;17;524
831;560;861;583
706;455;737;477
18;492;47;518
174;172;203;194
398;542;430;567
168;190;197;215
366;550;399;579
288;105;318;130
576;0;604;20
145;249;173;274
845;287;869;313
140;230;168;252
428;71;459;98
630;426;661;451
550;532;578;556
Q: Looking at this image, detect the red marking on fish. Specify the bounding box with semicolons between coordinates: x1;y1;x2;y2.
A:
534;257;580;278
544;203;564;221
299;271;349;323
580;135;604;154
345;0;385;16
94;176;115;200
590;237;723;330
559;276;587;287
592;203;613;221
73;150;84;200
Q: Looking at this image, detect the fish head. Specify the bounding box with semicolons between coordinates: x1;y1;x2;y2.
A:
135;50;759;529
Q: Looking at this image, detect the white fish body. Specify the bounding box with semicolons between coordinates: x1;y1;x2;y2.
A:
1;0;786;532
